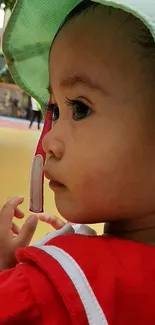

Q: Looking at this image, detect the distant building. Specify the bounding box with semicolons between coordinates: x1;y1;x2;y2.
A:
0;9;31;119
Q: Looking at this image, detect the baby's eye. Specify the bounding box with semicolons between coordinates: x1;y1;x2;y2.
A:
66;98;92;121
52;105;59;121
48;104;59;121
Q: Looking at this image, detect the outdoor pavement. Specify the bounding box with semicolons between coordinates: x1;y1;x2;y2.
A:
0;116;43;130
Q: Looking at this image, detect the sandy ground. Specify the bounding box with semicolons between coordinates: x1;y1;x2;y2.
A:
0;117;102;242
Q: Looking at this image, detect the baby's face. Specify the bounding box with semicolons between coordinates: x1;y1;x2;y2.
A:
43;5;155;223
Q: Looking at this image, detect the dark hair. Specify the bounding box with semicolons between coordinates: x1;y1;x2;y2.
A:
53;0;155;58
53;1;98;42
59;1;97;28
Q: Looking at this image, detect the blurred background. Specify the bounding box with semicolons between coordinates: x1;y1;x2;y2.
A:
0;1;102;242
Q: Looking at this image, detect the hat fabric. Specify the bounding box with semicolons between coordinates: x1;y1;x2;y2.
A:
2;0;155;113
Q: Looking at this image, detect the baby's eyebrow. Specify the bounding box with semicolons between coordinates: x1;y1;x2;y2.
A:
48;74;109;96
60;74;108;95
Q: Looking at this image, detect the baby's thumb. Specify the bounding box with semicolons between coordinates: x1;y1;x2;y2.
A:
15;215;38;248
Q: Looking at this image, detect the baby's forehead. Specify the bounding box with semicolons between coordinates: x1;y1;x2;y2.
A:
51;4;143;62
49;3;153;97
57;6;138;40
50;5;140;69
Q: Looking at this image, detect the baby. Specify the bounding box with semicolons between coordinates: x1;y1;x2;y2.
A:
1;0;155;324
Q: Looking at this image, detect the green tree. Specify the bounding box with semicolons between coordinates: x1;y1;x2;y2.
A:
0;0;16;11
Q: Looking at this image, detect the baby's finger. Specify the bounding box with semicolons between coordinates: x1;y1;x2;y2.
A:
39;214;65;230
15;215;38;248
0;197;24;225
11;222;20;235
14;207;25;219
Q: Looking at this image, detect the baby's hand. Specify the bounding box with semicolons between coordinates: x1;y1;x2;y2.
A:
39;214;66;230
0;197;38;271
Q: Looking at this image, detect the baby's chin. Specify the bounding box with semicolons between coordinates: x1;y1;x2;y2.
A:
56;204;140;225
55;200;107;224
54;190;148;224
55;202;94;224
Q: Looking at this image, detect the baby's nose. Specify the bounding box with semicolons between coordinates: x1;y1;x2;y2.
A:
42;131;65;160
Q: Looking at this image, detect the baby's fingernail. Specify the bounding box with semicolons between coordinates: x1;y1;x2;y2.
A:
11;196;24;201
29;215;38;222
39;214;49;220
58;219;64;225
39;214;55;221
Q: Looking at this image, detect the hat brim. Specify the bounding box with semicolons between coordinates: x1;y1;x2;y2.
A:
2;0;155;113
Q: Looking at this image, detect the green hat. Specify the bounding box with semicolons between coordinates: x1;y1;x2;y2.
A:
2;0;155;113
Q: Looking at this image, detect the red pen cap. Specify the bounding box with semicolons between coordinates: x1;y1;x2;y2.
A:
29;103;52;213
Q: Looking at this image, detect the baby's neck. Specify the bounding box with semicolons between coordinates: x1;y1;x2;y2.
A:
104;213;155;246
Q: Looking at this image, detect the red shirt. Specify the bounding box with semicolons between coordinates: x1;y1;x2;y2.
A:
0;234;155;324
